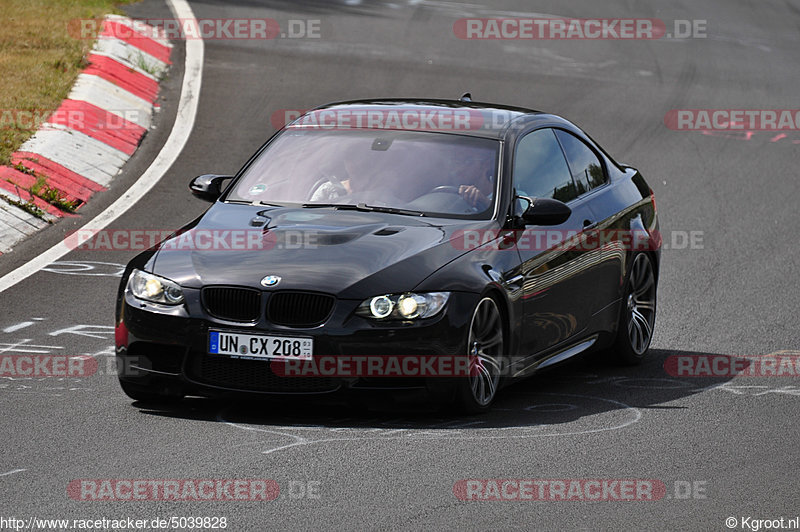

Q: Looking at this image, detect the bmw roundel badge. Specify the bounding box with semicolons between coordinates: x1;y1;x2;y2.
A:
260;275;281;287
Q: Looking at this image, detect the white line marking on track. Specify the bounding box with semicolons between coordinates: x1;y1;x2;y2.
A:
219;393;642;456
48;325;114;339
42;261;125;277
0;469;26;477
0;340;64;354
81;346;116;358
3;322;34;333
0;0;203;294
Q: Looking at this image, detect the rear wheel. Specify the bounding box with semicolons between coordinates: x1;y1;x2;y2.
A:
456;296;505;413
610;253;657;365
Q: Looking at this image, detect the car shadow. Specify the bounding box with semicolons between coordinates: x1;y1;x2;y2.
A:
135;348;746;432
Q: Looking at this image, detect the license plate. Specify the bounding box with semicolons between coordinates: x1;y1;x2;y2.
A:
208;331;313;360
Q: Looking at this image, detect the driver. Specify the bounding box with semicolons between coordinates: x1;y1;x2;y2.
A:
308;144;364;202
457;154;495;210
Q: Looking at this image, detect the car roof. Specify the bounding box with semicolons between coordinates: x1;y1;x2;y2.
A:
291;98;546;139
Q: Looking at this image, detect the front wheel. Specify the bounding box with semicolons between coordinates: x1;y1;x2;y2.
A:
456;296;505;413
609;252;657;365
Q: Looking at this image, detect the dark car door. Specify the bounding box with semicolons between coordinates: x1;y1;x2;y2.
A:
553;128;623;316
511;128;601;357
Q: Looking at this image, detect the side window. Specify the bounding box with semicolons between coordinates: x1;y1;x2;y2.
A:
513;129;577;203
554;130;606;194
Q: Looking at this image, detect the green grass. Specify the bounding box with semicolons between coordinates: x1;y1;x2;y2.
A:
0;193;49;222
3;163;80;213
0;0;135;167
32;183;79;213
131;50;159;75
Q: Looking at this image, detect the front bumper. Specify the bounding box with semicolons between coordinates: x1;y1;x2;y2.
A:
116;287;480;399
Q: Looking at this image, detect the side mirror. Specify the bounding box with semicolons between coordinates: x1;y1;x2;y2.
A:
189;174;232;202
518;196;572;226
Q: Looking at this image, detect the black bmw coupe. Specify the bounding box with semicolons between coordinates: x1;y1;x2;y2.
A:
115;98;660;412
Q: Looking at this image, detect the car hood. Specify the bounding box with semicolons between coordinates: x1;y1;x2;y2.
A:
151;203;493;299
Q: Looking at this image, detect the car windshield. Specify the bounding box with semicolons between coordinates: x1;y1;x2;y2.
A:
228;129;500;219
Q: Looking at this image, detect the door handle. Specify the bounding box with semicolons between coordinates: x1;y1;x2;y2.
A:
583;219;597;230
502;274;524;291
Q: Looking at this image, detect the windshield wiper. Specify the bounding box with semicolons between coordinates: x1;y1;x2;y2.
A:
223;199;283;207
301;203;425;217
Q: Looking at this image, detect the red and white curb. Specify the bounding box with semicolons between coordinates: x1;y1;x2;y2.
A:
0;15;172;254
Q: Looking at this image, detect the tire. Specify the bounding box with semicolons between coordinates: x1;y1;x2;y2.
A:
119;379;183;404
609;252;657;365
455;296;505;414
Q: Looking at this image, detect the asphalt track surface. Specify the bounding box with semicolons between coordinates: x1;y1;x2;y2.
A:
1;0;799;530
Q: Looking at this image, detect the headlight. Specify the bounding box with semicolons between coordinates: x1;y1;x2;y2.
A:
127;269;185;305
369;295;394;318
356;292;450;320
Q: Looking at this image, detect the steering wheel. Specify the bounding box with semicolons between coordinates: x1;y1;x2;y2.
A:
428;185;461;194
308;174;348;201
